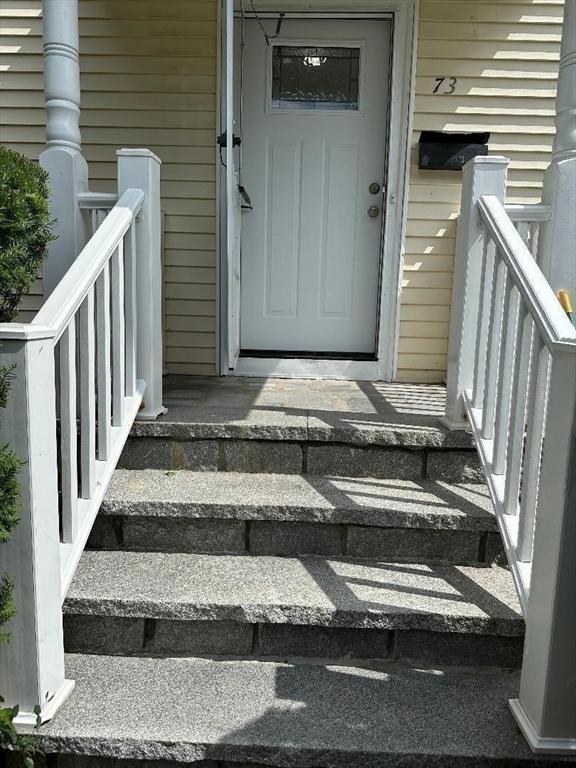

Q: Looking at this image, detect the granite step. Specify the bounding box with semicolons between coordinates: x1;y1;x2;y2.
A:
118;411;482;482
38;654;572;767
64;551;524;667
90;470;502;563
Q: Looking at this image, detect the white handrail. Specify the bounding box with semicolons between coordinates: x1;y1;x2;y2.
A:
0;148;163;727
34;188;144;342
77;191;118;209
504;203;552;223
444;156;576;753
479;196;576;352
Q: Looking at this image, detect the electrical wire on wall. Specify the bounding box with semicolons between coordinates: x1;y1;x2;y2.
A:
244;0;285;45
219;1;285;204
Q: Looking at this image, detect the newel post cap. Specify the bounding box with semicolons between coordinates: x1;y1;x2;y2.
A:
116;148;162;165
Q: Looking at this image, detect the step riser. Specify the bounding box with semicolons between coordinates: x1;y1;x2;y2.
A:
88;515;503;565
119;438;483;483
25;758;271;768
63;615;523;669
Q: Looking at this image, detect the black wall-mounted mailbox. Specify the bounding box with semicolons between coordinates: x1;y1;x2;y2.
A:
418;131;490;171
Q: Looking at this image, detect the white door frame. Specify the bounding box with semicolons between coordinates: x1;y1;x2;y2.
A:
218;0;418;380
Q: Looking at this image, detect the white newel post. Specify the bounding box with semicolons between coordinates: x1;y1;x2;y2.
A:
442;156;509;430
117;149;165;420
537;0;576;296
0;329;73;726
510;349;576;753
39;0;89;296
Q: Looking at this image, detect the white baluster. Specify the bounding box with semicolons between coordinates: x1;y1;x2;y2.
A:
59;321;78;542
503;308;533;516
472;235;495;409
493;279;520;476
124;224;138;397
516;339;551;563
482;257;507;441
111;242;126;426
95;264;112;461
79;288;96;498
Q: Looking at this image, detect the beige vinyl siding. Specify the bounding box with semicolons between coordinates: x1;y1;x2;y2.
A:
397;0;563;383
0;0;218;373
1;0;564;382
80;0;218;376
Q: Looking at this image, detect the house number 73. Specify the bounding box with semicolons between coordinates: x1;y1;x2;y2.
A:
433;77;457;94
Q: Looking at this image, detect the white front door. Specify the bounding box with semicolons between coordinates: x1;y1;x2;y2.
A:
239;18;392;356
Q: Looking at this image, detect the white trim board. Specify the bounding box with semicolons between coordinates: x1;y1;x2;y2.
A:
218;0;418;380
235;356;382;380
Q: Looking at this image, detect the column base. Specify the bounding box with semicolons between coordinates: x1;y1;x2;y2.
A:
14;679;75;732
510;699;576;755
137;405;168;422
439;415;471;432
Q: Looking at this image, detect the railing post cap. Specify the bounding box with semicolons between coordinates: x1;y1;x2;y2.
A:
463;156;510;172
116;148;161;165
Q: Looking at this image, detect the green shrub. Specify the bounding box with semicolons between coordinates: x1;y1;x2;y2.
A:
0;148;52;766
0;146;54;323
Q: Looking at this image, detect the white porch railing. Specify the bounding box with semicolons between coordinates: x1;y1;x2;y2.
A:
504;203;551;264
0;149;163;727
444;157;576;754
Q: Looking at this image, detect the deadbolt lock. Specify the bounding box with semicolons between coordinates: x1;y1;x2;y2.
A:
369;182;381;195
368;205;380;218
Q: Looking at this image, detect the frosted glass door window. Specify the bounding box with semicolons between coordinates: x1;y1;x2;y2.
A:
271;46;360;111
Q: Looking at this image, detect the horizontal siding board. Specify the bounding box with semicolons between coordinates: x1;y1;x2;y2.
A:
400;305;451;323
402;273;453;290
397;338;449;355
165;316;216;333
397;353;447;372
80;73;216;92
416;58;560;78
164;267;215;284
400;321;450;339
404;255;455;272
80;57;216;76
165;300;216;317
419;4;563;23
78;1;217;20
78;19;216;37
419;21;561;42
165;250;216;268
165;332;215;349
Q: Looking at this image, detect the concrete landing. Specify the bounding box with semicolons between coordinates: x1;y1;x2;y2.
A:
129;376;473;449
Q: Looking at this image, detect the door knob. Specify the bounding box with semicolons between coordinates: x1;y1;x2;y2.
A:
369;182;381;195
368;205;380;218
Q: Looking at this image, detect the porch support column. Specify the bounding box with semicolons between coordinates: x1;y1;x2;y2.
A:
537;0;576;297
40;0;89;297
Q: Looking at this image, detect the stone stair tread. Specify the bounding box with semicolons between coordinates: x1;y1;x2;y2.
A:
65;551;522;635
130;404;475;448
103;469;495;531
39;654;562;766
